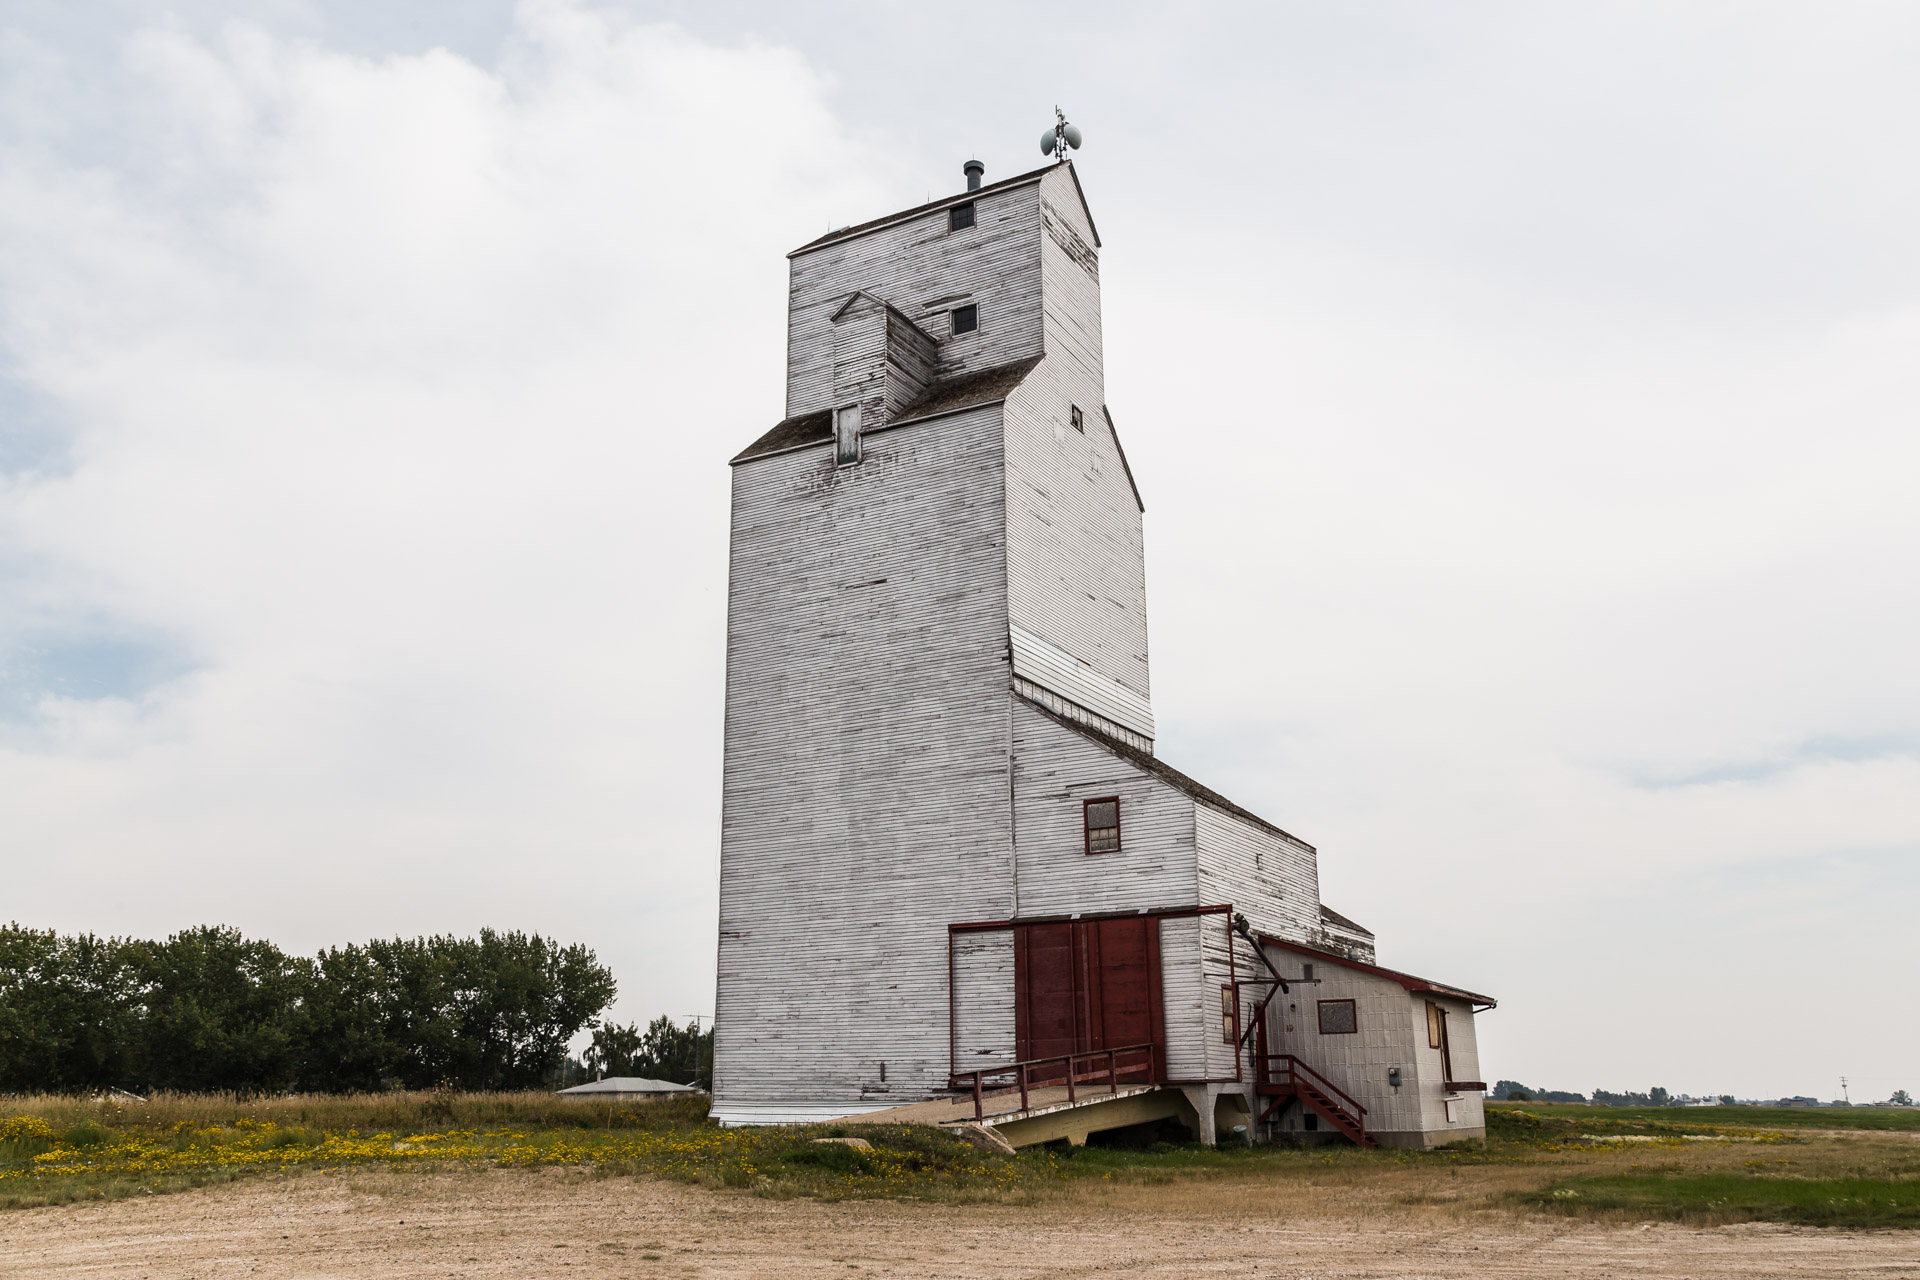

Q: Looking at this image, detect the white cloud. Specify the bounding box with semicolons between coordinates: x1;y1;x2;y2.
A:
0;1;888;1028
2;0;1916;1098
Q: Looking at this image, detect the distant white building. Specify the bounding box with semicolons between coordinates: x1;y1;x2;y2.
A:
710;150;1493;1148
556;1077;702;1099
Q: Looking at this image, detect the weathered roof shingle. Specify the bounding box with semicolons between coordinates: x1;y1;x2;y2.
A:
731;356;1043;465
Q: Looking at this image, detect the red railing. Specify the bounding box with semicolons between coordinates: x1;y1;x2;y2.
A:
1257;1053;1368;1124
949;1044;1157;1121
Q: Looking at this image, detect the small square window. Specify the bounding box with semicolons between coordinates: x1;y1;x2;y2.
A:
1083;797;1120;854
951;304;978;335
949;202;975;232
1317;999;1358;1035
1070;405;1084;432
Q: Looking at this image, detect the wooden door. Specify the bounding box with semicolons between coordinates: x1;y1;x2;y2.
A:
1014;922;1079;1064
1013;918;1164;1080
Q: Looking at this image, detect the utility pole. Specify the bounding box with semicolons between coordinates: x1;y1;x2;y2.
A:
1840;1076;1850;1104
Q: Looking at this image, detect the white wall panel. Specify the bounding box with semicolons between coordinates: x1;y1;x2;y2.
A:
788;181;1045;418
951;929;1016;1071
713;405;1016;1117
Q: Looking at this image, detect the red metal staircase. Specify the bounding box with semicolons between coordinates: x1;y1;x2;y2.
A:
1257;1054;1375;1147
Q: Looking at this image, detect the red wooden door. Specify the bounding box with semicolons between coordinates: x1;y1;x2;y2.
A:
1013;918;1164;1080
1014;922;1079;1063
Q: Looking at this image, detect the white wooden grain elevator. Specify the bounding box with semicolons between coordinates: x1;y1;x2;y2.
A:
711;149;1494;1148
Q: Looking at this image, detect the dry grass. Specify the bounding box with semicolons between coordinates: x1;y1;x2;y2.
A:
3;1091;1915;1230
0;1088;687;1135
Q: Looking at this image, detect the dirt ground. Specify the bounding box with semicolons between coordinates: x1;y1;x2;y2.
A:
5;1166;1917;1280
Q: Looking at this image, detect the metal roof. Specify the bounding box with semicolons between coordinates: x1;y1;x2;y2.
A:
1263;936;1498;1009
556;1076;703;1096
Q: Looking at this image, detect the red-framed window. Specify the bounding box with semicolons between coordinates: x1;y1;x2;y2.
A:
1083;797;1120;855
1317;998;1358;1035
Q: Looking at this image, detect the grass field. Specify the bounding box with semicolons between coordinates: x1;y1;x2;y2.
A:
2;1092;1914;1230
1494;1100;1920;1133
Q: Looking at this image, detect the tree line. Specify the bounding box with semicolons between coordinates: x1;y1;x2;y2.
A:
0;923;618;1095
582;1016;713;1090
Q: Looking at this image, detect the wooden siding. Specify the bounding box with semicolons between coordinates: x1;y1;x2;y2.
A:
787;181;1045;418
1010;624;1154;739
1009;675;1152;753
1009;697;1231;1082
1195;806;1321;947
1009;697;1197;920
1257;952;1486;1140
1157;915;1211;1080
1000;166;1153;720
951;928;1016;1071
713;404;1017;1117
1316;909;1379;965
717;160;1435;1128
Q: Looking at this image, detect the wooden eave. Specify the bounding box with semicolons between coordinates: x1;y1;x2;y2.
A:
1056;160;1102;248
730;356;1044;465
1101;406;1144;513
1020;693;1316;852
1317;903;1374;938
1261;935;1498;1010
827;292;936;341
790;161;1100;257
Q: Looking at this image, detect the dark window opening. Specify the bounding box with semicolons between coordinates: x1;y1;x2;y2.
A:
1071;404;1085;432
1302;963;1315;981
1083;797;1120;855
951;304;978;335
1317;998;1358;1035
1303;1111;1318;1131
949;202;975;232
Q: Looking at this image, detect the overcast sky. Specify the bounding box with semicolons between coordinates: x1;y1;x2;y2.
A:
2;0;1915;1101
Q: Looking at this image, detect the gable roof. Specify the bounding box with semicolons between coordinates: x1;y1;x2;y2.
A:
731;356;1043;465
1020;693;1314;852
1101;406;1144;513
1262;935;1497;1009
791;161;1100;257
1317;903;1374;938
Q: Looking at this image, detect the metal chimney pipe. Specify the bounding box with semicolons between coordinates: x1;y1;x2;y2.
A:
963;160;984;192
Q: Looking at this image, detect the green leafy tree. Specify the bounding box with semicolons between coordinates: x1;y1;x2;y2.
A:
585;1021;646;1077
0;925;143;1092
1889;1089;1912;1106
132;926;311;1094
297;944;401;1092
364;930;616;1090
1;923;616;1094
632;1016;713;1088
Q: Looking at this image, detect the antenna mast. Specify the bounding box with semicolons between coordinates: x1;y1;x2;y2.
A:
1040;107;1084;161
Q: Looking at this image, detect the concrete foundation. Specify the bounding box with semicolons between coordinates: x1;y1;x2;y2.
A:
1369;1126;1486;1150
992;1087;1197;1148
